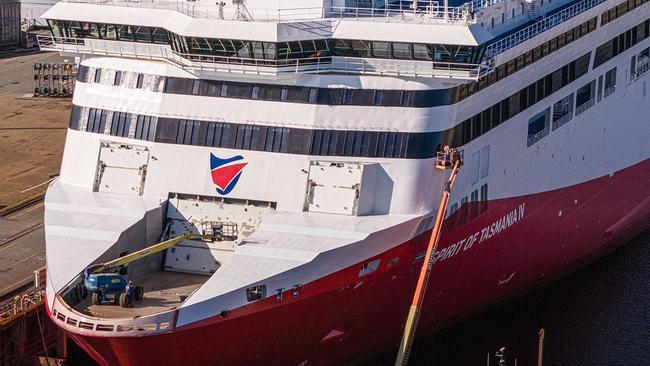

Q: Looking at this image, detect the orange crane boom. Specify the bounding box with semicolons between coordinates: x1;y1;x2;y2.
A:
395;150;462;366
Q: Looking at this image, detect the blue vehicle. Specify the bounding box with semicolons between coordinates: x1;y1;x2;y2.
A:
82;234;193;307
84;272;143;307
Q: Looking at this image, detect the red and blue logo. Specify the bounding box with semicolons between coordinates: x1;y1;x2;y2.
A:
210;153;247;195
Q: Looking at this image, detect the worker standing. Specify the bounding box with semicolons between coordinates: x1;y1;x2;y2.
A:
125;281;135;308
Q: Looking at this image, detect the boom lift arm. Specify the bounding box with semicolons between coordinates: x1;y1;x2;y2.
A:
86;233;198;274
395;148;463;366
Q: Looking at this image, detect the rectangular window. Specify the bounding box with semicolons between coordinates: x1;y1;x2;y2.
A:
191;80;201;95
552;93;574;130
132;26;151;43
373;90;383;106
575;80;596;114
86;108;107;134
413;44;432;61
69;106;84;130
400;91;414;107
604;67;617;97
94;69;102;83
392;43;412;59
205;122;232;147
597;75;604;102
372;42;392;58
527;109;550;147
176;120;200;145
110;112;132;137
164;77;194;94
114;71;122;86
134;115;157;141
265;127;288;152
308;88;318;103
136;74;144;89
594;40;614;69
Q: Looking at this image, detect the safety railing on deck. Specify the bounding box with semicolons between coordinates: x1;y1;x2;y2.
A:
61;0;325;21
0;268;46;325
575;98;595;116
632;58;649;81
60;0;483;23
329;2;474;24
551;113;573;131
484;0;609;59
38;35;489;80
527;126;549;147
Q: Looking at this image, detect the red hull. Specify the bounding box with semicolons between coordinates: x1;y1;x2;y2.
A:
63;159;650;366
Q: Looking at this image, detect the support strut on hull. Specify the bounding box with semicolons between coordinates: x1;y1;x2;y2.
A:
395;147;463;366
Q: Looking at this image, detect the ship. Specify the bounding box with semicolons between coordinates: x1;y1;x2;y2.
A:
37;0;650;364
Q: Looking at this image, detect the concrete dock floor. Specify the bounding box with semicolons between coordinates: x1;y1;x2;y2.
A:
0;50;69;299
0;51;71;206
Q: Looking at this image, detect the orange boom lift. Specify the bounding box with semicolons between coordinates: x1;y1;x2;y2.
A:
395;147;463;366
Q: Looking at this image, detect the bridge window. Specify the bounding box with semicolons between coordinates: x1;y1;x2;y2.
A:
413;44;432;61
371;41;391;58
392;43;412;59
93;69;101;83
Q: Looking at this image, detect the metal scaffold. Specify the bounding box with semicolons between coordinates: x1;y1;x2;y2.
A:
33;62;78;97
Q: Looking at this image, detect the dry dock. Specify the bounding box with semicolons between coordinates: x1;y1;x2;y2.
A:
0;50;71;366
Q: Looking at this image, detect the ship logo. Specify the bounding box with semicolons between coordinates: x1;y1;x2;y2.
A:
210;153;247;195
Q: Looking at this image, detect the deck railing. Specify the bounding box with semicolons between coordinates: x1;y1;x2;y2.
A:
61;0;325;21
575;98;595;116
38;35;489;80
0;268;46;325
551;113;573;131
329;3;473;24
527;126;549;147
59;0;481;23
632;58;649;81
484;0;609;59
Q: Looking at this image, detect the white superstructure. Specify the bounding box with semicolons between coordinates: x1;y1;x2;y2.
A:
38;0;650;364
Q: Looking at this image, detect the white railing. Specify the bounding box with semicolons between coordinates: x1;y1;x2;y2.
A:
51;293;176;337
527;126;549;147
59;0;483;23
484;0;608;59
0;268;46;324
38;35;489;80
603;85;615;98
632;59;650;81
61;0;325;21
467;0;506;12
329;3;474;24
551;113;572;131
575;98;595;115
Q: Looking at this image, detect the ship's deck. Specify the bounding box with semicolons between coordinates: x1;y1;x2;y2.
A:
72;271;208;319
